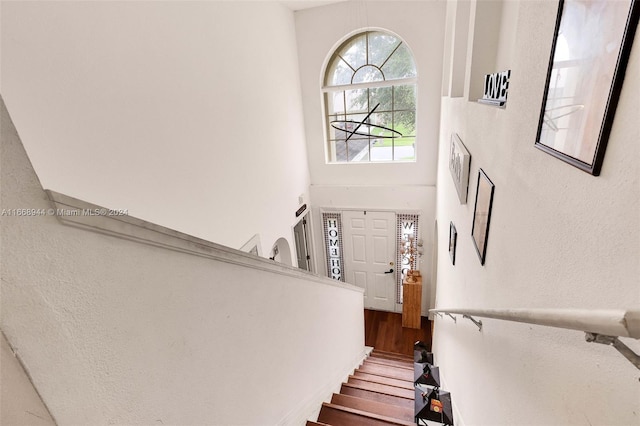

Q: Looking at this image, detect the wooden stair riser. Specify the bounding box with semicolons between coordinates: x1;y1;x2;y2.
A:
318;403;415;426
367;355;413;368
331;393;414;422
340;384;414;409
371;350;414;361
352;372;414;390
359;363;415;381
345;378;415;399
365;357;414;370
309;348;423;425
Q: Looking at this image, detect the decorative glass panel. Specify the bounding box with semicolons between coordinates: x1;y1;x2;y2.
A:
396;214;419;303
323;213;345;282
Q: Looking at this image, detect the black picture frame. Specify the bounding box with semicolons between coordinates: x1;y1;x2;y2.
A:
449;222;457;265
471;169;495;265
535;0;639;176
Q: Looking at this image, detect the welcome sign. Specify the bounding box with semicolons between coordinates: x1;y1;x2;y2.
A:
479;69;511;106
322;213;344;281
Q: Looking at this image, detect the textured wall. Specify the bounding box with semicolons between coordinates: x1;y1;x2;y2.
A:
0;1;310;256
1;333;56;425
434;1;640;425
1;98;365;425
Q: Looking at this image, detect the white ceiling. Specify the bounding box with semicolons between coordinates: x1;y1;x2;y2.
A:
280;1;346;11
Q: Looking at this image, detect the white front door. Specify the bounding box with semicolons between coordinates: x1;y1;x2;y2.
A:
342;211;396;311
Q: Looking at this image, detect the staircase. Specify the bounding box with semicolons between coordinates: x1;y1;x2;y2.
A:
307;349;416;426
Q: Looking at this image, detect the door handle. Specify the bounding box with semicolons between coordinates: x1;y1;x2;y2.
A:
384;268;394;274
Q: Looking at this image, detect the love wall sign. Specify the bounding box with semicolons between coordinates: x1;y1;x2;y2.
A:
478;70;511;107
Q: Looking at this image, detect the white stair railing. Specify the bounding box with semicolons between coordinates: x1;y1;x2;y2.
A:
430;308;640;370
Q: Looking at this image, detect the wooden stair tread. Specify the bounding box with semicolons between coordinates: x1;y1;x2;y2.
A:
366;357;414;370
310;346;421;425
368;354;414;366
340;384;414;409
318;402;415;426
359;363;415;381
331;393;414;422
352;372;414;389
344;379;415;399
371;349;414;360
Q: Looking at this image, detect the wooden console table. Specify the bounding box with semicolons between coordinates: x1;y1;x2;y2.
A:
402;274;422;329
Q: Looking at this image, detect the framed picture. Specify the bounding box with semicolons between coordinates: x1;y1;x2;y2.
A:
471;169;495;265
449;133;471;204
449;222;457;265
535;0;639;176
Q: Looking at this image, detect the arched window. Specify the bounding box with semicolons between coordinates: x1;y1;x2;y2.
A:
323;31;417;163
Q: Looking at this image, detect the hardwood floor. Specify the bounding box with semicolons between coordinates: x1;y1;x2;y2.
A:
364;309;432;356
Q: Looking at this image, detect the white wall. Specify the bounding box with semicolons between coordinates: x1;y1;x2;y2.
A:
0;1;309;255
1;97;366;425
294;1;446;308
295;0;446;187
434;1;640;425
1;333;56;426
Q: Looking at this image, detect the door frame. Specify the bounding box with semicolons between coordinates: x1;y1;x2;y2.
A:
319;207;422;313
292;212;315;273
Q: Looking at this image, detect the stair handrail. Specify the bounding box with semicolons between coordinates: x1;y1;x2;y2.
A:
430;307;640;369
430;308;640;338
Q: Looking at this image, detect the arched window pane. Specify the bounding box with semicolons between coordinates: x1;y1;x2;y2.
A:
324;30;417;163
338;35;367;71
368;32;401;68
352;65;384;84
327;58;353;86
381;43;416;80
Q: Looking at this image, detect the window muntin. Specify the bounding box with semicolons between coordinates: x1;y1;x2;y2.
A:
324;31;417;163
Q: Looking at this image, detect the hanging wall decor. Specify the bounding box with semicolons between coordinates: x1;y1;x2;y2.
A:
396;214;419;304
471;169;495;265
449;222;457;265
449;133;471;204
478;70;511;107
322;212;345;282
535;0;638;175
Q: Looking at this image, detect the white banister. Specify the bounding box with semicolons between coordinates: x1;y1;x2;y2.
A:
430;307;640;369
430;308;640;338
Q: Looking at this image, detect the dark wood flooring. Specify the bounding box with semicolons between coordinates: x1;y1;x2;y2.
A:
363;309;432;356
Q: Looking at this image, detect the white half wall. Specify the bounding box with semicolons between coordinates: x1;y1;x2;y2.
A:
434;1;640;425
1;333;56;426
0;1;310;256
1;98;366;425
